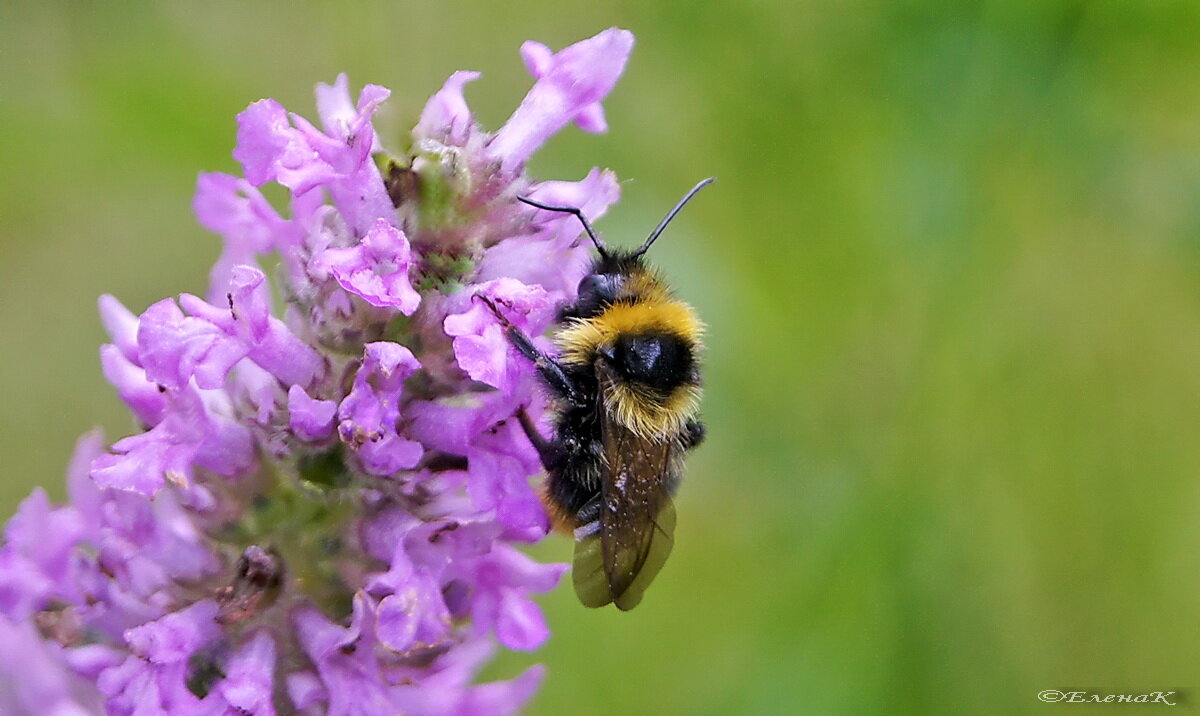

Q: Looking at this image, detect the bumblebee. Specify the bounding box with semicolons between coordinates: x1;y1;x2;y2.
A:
480;178;712;610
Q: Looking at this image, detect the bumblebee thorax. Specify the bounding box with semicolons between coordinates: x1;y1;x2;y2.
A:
556;280;704;438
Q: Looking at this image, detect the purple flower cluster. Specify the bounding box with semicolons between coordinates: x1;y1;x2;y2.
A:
0;28;633;715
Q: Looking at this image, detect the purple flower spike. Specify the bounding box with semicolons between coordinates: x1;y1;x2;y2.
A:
179;266;325;389
99;344;166;427
216;630;277;716
235;99;334;193
489;27;634;172
445;278;556;392
316;74;387;152
293;596;395;716
466;545;566;651
1;488;88;619
98;294;141;364
338;342;424;475
0;615;102;715
458;664;545;716
416;71;482;145
316;218;421;314
466;422;550;540
137;297;246;391
5;28;638;713
520;41;606;134
194;172;297;301
91;382;256;494
302;76;394;235
123;599;220;664
288;385;338;443
477;167;621;298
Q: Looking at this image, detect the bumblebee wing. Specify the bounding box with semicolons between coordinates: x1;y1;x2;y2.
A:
571;388;679;610
570;498;611;608
572;499;676;610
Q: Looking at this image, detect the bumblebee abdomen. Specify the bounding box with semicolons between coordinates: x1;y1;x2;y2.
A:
541;399;605;533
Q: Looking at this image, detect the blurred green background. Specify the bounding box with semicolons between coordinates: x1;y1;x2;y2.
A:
4;1;1200;713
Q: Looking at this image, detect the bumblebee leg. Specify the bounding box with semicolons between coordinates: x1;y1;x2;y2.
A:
682;419;706;450
474;295;585;405
572;495;603;540
576;496;602;524
508;329;584;404
516;406;560;470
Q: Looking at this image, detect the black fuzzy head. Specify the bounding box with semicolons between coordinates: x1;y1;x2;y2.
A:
566;250;647;321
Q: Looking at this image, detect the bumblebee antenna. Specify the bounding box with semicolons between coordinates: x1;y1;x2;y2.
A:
633;177;716;257
516;195;608;259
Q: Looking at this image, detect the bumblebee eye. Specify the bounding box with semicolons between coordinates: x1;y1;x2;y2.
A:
577;273;622;305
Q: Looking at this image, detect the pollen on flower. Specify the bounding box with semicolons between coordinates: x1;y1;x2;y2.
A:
0;27;633;715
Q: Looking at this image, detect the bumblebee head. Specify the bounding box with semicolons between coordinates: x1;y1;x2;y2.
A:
570;250;645;317
572;267;624;318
